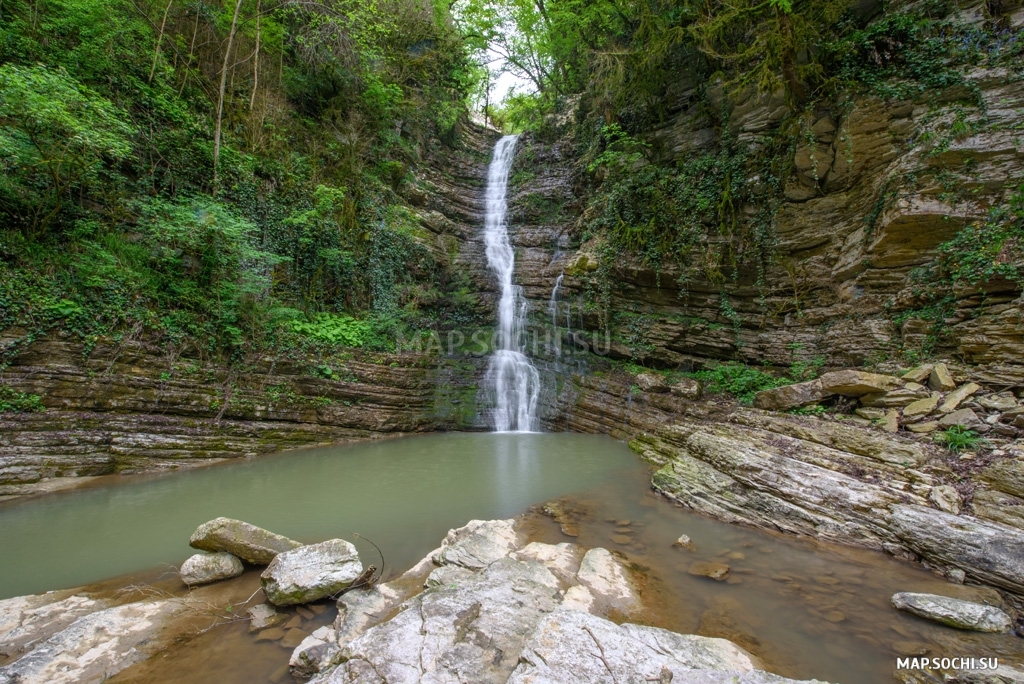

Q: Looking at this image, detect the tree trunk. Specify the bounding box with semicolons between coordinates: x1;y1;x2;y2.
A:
149;0;174;83
213;0;245;192
250;0;261;110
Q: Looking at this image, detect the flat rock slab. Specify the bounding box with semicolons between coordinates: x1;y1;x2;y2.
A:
262;539;363;606
190;517;301;565
180;551;244;586
0;592;107;660
0;600;182;684
889;505;1024;595
508;609;807;684
891;592;1013;633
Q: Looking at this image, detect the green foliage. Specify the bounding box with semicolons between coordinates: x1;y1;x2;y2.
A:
931;184;1024;290
0;0;482;362
935;425;981;453
691;363;792;405
0;386;45;413
290;313;372;347
0;64;134;235
824;12;1022;101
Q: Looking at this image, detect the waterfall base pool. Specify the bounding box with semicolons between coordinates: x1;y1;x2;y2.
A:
2;433;1020;683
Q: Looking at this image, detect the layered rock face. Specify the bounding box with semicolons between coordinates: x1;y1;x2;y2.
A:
547;369;1024;604
497;14;1024;379
0;336;486;497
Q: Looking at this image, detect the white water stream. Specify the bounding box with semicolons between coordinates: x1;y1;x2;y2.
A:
483;135;540;432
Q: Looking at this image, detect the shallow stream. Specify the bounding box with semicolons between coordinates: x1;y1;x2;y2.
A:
1;433;1020;683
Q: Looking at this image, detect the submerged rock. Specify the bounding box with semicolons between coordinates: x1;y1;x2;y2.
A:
891;592;1013;633
576;547;640;614
248;603;286;632
179;551;244;586
261;539;363;606
189;517;301;565
291;626;342;678
689;561;731;581
673;534;695;550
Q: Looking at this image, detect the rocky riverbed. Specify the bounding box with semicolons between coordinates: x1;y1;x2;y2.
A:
1;508;1021;684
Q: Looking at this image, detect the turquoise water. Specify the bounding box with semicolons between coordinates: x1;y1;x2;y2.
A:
0;433;639;598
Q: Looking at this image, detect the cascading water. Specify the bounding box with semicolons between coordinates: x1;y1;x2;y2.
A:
548;273;563;329
483;135;540;433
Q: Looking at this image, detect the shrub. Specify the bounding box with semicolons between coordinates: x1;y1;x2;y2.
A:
0;386;45;413
935;424;981;453
691;363;793;405
290;313;372;347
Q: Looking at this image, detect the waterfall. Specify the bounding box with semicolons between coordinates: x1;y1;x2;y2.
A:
483;135;540;433
548;273;563;329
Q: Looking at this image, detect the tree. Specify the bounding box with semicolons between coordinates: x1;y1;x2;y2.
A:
0;64;134;235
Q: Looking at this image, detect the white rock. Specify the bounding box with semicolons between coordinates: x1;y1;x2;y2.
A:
432;519;520;569
290;626;342;678
575;548;640;615
0;600;182;684
180;551;244;586
261;539;363;606
891;592;1013;632
512;542;584;585
189;517;300;565
0;592;107;659
508;609;804;684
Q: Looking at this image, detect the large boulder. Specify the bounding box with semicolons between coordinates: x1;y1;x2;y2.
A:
754;371;901;411
891;592;1013;633
179;551;244;586
753;379;826;411
189;517;300;565
261;539;363;606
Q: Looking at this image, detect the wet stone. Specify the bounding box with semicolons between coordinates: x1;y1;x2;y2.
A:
673;534;695;550
255;627;286;642
688;562;731;581
281;628;307;648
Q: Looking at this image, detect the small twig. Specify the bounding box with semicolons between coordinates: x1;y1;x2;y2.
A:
582;626;617;683
353;532;385;583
